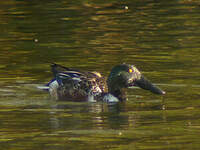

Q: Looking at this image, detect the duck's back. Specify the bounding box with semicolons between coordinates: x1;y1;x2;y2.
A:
48;64;107;101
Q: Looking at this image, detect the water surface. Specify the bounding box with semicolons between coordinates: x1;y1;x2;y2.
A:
0;0;200;150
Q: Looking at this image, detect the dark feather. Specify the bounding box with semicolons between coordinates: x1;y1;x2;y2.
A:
49;63;107;101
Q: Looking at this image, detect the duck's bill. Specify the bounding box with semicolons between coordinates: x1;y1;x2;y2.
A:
131;75;166;95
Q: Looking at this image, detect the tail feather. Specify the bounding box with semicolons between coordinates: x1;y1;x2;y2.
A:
51;63;71;77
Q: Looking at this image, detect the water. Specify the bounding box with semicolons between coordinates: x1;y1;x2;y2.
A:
0;0;200;149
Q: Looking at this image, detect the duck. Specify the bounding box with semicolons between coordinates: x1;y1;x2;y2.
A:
44;63;165;102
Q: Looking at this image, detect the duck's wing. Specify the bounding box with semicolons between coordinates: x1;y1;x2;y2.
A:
51;63;84;78
50;63;106;84
48;63;85;88
48;63;107;101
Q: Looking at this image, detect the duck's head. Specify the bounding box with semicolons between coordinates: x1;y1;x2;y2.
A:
107;64;165;100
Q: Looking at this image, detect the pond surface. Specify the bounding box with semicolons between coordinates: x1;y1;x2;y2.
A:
0;0;200;150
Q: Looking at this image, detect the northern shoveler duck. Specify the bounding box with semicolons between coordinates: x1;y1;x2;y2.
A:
44;63;165;102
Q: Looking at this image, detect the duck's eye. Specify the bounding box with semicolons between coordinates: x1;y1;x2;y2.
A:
129;68;133;73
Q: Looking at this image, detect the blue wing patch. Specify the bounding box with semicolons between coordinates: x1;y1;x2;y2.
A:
51;71;83;86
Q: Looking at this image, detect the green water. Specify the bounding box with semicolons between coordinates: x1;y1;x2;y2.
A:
0;0;200;149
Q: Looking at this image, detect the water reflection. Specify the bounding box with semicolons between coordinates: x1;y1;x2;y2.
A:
0;81;199;149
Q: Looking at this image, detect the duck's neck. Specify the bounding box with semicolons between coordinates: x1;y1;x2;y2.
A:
109;88;127;101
